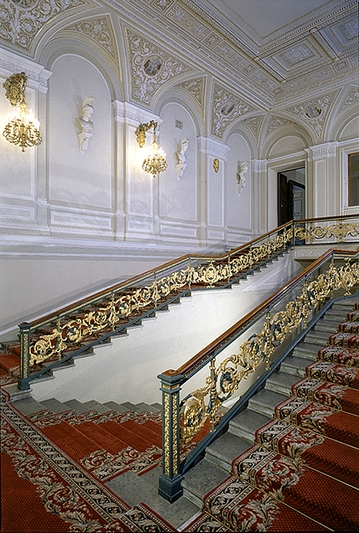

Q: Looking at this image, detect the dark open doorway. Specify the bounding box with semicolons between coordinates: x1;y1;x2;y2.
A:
278;168;305;226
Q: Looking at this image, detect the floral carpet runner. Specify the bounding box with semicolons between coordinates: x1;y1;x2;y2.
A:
186;302;359;532
1;301;359;532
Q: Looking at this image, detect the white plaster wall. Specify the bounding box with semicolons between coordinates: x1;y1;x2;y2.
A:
0;74;38;231
29;251;299;405
159;103;197;224
0;254;173;336
48;55;113;235
226;133;251;229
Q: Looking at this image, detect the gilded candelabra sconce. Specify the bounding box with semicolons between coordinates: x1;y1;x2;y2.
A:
135;120;168;176
213;158;219;173
2;72;42;152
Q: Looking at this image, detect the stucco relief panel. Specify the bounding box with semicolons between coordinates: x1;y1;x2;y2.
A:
0;0;86;51
61;16;118;65
126;28;193;105
211;83;255;138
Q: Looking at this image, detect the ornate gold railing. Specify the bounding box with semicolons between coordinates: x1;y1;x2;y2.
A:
16;214;359;393
157;247;359;502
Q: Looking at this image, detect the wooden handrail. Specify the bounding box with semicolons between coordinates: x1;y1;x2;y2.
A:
166;245;359;378
25;222;294;328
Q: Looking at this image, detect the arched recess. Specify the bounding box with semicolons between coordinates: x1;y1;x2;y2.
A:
224;125;257;235
156;98;199;228
46;51;115;238
262;121;311;229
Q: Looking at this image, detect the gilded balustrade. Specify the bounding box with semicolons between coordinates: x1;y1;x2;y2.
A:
294;219;359;242
178;259;359;445
158;254;359;502
17;216;359;393
24;226;294;370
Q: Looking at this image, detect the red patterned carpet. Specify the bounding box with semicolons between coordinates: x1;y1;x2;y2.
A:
186;302;359;532
1;301;359;532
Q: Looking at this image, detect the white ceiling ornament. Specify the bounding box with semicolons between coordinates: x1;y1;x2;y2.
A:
175;77;205;109
288;93;335;139
63;17;117;59
211;83;255;138
339;85;359;112
126;29;192;105
241;115;264;137
1;0;85;50
267;116;296;135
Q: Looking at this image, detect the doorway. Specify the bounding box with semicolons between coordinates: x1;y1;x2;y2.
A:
278;168;305;226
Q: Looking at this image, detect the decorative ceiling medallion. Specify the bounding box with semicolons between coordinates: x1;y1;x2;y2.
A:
305;105;322;119
289;94;333;138
10;0;36;7
143;55;162;76
220;101;235;116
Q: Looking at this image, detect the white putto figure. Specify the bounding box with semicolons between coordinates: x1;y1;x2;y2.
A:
78;97;95;155
176;138;189;179
236;161;248;194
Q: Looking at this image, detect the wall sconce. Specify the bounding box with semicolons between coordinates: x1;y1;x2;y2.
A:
135;120;168;176
2;72;42;152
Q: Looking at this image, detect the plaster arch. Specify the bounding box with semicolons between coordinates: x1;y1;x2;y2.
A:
47;53;114;211
323;85;359;142
155;100;199;223
330;108;359;143
223;119;259;160
39;40;122;102
151;87;205;138
262;120;312;161
225;131;253;231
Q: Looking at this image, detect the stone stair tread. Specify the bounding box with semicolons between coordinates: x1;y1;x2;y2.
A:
11;396;49;416
119;401;139;412
280;355;311;377
292;342;320;360
229;408;271;440
182;458;229;506
205;431;251;471
63;398;92;413
107;469;199;530
132;402;158;413
248;388;287;416
40;398;73;414
150;402;162;412
314;319;342;332
83;399;113;413
265;371;301;394
305;330;330;343
102;401;131;413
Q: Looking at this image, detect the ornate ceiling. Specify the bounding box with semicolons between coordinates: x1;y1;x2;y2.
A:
0;0;357;128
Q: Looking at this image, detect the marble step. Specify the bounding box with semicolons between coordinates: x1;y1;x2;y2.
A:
248;388;287;417
280;355;312;378
304;329;331;346
292;341;321;360
229;408;271;442
265;370;301;396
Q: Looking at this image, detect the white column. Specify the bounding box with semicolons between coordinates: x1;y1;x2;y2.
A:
305;142;339;217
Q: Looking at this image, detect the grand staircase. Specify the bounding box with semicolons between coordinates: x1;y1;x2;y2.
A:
2;295;359;531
